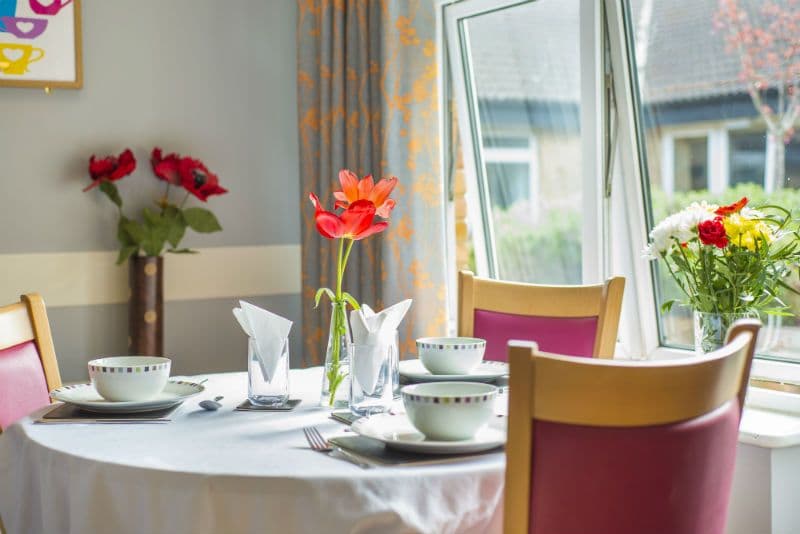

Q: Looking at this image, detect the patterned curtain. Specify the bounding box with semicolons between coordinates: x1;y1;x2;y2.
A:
297;0;445;366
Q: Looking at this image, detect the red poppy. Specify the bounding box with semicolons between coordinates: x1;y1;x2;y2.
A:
151;148;182;186
84;149;136;191
178;158;227;201
333;169;397;218
698;217;729;248
309;193;388;240
715;197;748;216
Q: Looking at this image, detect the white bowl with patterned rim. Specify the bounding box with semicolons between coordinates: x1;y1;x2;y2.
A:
88;356;171;401
401;382;497;441
416;337;486;375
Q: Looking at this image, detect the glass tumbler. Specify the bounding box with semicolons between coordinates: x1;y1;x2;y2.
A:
349;341;394;417
248;337;290;406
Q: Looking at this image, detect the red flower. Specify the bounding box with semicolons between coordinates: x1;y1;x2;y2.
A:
333;169;397;218
178;158;227;202
309;193;388;240
698;217;729;248
84;149;136;191
715;197;748;216
151;148;182;186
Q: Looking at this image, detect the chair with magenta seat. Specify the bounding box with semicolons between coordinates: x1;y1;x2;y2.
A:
458;271;625;360
0;293;62;432
503;319;760;534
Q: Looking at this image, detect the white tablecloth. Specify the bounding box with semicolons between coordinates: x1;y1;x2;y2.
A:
0;368;504;534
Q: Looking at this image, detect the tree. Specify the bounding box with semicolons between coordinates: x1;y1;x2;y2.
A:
714;0;800;192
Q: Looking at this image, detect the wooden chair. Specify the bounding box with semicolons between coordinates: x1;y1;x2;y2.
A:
0;293;62;431
458;271;625;360
504;319;760;534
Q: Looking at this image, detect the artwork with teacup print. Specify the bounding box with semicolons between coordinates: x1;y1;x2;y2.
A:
0;0;81;88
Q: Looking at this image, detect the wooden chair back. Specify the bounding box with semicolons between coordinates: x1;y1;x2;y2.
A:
504;319;760;534
458;271;625;359
0;293;62;431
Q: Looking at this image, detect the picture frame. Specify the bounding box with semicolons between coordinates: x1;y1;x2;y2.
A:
0;0;82;89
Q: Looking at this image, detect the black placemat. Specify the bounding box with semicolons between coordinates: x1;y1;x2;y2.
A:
235;399;302;411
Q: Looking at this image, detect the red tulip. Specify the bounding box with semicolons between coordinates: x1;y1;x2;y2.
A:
151;148;182;186
333;169;397;218
84;149;136;191
309;193;388;240
179;157;227;202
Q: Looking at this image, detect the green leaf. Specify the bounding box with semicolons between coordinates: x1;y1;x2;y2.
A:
99;181;122;208
168;248;198;254
314;287;335;308
116;246;137;265
117;216;135;246
183;207;222;233
142;207;160;226
342;292;361;310
123;219;146;243
660;299;677;314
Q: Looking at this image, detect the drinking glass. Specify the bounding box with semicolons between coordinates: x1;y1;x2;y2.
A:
248;337;290;406
349;340;395;417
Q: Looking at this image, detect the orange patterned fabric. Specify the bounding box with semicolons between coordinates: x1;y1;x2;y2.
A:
297;0;445;366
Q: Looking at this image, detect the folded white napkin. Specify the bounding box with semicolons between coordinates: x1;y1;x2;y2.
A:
233;301;292;382
350;299;412;394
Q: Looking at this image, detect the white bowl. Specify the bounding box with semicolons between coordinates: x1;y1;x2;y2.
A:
417;337;486;375
88;356;171;402
401;382;497;441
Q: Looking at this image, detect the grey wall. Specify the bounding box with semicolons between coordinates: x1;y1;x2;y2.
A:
0;0;301;382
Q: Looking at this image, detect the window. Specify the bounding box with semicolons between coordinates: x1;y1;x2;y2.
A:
445;0;604;287
442;0;800;383
674;136;708;191
729;130;766;187
623;0;800;361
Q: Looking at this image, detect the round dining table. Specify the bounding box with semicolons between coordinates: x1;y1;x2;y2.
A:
0;368;505;534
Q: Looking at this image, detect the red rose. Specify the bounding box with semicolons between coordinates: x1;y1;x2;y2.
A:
715;197;748;216
151;148;182;186
84;149;136;191
178;157;227;202
698;217;729;248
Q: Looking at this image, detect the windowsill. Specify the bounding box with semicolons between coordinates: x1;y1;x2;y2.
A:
739;406;800;448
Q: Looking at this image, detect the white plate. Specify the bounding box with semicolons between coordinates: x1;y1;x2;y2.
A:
50;380;205;414
351;413;506;454
399;359;508;383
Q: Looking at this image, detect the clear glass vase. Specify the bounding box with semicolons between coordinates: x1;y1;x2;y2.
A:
693;310;759;355
320;301;351;408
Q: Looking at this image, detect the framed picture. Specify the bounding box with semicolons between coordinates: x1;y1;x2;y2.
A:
0;0;82;89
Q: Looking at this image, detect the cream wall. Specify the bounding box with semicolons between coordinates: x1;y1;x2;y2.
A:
0;0;302;381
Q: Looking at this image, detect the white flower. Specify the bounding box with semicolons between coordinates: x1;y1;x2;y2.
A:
643;201;718;259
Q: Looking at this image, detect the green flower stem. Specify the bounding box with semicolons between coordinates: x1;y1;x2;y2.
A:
326;238;355;406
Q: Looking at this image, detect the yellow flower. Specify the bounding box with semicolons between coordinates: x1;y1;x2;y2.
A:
723;213;773;251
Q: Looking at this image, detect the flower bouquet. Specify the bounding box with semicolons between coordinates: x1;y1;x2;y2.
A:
84;147;227;355
85;148;227;263
309;169;397;407
644;197;800;353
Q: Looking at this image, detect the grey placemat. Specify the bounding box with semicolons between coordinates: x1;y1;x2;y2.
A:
35;403;179;424
329;435;502;467
235;399;302;411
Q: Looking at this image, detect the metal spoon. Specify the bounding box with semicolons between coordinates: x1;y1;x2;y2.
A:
199;396;224;411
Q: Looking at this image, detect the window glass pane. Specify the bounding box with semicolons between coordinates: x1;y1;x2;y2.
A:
729;131;766;186
462;0;582;284
628;0;800;360
674;137;708;191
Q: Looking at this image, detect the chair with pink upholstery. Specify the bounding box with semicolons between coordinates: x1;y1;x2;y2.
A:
0;293;62;432
503;319;760;534
458;271;625;360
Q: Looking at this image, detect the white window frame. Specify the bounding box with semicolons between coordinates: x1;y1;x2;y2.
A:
440;0;800;407
442;0;607;285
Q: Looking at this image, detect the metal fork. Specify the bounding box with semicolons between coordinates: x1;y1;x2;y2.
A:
302;426;372;469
